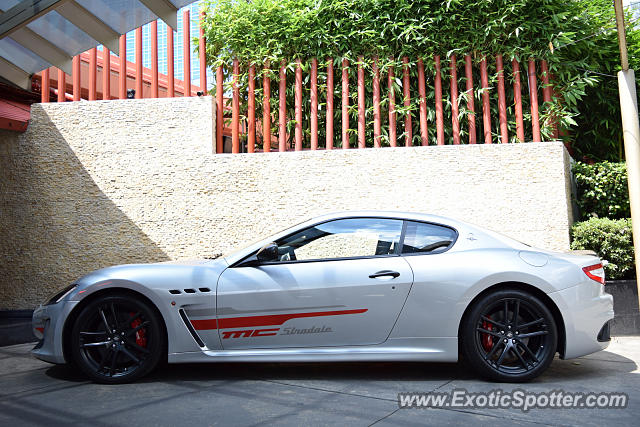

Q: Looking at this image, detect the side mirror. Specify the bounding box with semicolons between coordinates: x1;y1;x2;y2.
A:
256;242;279;263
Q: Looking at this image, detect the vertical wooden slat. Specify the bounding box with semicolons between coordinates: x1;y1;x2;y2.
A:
388;59;397;147
310;58;318;150
496;54;508;143
135;27;142;99
183;10;191;97
341;58;349;149
89;47;97;100
357;56;365;149
434;55;444;145
465;54;476;144
103;48;110;100
263;62;271;152
450;54;460;145
326;58;334;150
41;68;49;102
540;59;559;139
417;58;428;146
528;59;541;142
402;57;412;146
279;60;287;152
479;56;491;144
167;26;175;97
199;11;206;93
118;35;126;99
216;65;223;153
57;68;66;102
151;20;158;98
232;58;240;153
372;56;381;148
294;59;303;151
73;55;81;101
247;64;256;153
512;58;525;142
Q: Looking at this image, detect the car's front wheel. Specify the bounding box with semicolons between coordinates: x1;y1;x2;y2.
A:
70;293;164;384
461;289;557;382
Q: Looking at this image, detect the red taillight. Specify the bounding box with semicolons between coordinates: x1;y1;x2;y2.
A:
583;263;605;285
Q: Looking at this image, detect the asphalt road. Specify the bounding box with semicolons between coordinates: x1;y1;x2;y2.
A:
1;337;639;426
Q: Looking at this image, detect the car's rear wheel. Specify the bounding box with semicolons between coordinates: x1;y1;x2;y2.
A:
70;293;164;384
461;289;557;382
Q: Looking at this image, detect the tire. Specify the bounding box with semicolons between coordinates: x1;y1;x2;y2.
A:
461;289;557;382
70;293;164;384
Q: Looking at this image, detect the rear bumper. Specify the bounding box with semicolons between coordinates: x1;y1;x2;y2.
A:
548;283;614;359
31;301;77;364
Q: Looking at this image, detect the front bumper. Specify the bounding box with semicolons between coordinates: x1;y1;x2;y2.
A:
31;300;78;364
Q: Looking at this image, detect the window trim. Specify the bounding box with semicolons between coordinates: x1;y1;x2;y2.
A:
230;216;459;268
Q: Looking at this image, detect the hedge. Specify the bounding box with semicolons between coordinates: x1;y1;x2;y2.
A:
572;161;629;220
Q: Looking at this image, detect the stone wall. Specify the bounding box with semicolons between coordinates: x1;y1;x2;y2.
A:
0;96;573;309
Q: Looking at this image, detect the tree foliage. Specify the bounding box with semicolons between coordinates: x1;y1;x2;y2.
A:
573;161;630;220
200;0;637;154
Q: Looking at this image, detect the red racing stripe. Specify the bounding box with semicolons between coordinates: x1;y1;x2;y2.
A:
191;308;368;331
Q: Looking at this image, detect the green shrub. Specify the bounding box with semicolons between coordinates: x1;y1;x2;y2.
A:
570;218;635;280
572;161;629;220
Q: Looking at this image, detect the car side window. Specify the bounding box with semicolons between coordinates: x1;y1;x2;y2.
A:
276;218;403;262
401;221;456;254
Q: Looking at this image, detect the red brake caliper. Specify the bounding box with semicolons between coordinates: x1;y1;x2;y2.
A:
481;317;493;352
130;312;147;347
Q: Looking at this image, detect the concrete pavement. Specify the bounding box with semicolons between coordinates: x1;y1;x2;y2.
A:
0;337;639;426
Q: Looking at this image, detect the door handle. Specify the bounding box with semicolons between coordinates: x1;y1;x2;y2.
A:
369;270;400;279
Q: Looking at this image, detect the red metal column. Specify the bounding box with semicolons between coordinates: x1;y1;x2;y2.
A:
89;47;97;100
540;59;559;139
434;55;444;145
73;55;81;101
103;48;111;100
479;56;491;144
417;58;428;146
388;60;397;147
310;58;318;150
279;60;287;152
295;59;302;151
135;27;143;99
119;35;126;99
57;68;66;102
528;59;541;142
183;10;191;96
232;58;240;153
496;54;508;143
248;64;256;153
341;58;349;149
372;57;381;148
326;58;334;149
512;58;525;142
450;54;460;145
465;55;476;144
151;20;158;98
41;68;49;102
167;27;175;97
263;62;271;152
357;56;365;148
402;57;412;146
199;11;206;93
216;66;223;153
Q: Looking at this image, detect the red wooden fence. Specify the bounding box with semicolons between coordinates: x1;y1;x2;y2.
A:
37;13;558;152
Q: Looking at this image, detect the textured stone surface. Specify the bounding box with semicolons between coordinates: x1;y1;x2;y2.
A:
0;97;573;309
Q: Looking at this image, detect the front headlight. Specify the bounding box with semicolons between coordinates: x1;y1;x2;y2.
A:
44;284;78;305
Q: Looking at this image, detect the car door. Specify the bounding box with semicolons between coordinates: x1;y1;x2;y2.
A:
216;217;414;349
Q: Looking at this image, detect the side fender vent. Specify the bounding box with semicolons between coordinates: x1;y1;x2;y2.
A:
178;309;205;348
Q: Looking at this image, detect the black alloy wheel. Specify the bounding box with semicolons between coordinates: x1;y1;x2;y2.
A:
70;294;164;384
462;289;557;382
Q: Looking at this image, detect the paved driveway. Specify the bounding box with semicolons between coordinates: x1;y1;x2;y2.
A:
1;337;639;426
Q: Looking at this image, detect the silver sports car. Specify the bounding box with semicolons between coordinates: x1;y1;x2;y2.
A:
32;211;614;383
